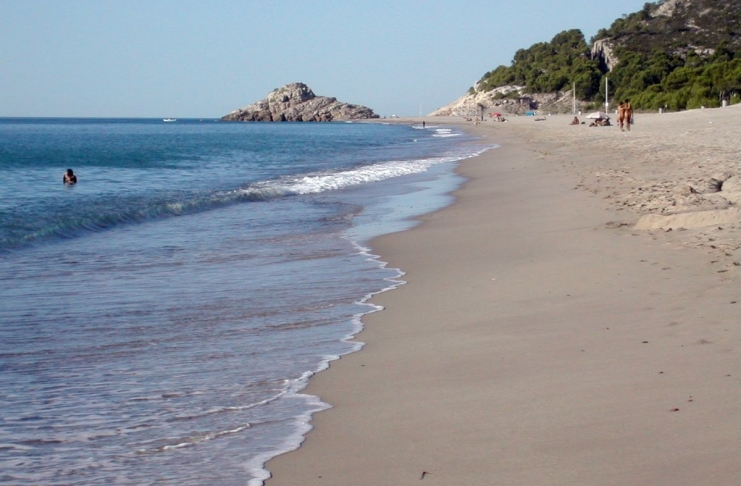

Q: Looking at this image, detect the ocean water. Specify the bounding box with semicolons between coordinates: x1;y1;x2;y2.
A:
0;118;493;485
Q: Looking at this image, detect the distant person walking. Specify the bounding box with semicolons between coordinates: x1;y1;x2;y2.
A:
617;101;625;131
63;168;77;185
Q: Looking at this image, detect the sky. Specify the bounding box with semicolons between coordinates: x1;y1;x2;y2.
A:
1;0;650;118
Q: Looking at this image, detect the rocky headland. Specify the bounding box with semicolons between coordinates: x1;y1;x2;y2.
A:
431;0;741;118
222;83;379;122
429;85;575;118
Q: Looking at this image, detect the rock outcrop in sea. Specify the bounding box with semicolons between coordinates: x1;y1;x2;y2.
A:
222;83;379;122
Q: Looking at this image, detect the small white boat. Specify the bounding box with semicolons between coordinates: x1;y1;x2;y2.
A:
163;118;177;122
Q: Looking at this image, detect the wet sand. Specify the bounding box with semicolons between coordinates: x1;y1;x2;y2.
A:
266;106;741;485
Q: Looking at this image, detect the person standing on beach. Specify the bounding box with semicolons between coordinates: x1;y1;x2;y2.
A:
617;101;625;131
623;99;633;131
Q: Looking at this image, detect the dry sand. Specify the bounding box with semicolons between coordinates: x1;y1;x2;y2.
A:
265;106;741;485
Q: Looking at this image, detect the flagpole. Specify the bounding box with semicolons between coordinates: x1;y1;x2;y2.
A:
573;82;576;114
605;77;609;113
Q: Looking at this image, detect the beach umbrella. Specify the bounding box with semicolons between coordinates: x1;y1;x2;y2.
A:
586;111;610;120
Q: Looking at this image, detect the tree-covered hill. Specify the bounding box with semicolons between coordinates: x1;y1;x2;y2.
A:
476;30;603;101
471;0;741;111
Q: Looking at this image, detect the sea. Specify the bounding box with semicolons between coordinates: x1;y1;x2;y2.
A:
0;118;494;485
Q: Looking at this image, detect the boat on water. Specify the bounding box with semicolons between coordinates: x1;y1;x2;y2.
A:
163;118;177;122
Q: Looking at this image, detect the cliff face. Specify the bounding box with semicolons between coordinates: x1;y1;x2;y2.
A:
222;83;379;122
591;39;619;72
593;0;741;62
430;85;529;117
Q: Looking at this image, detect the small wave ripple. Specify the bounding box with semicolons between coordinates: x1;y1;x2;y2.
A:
1;145;493;252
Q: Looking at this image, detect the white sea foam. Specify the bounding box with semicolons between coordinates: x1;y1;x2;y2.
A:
239;144;495;201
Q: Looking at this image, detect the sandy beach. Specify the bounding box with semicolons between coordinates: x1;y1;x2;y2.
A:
266;106;741;485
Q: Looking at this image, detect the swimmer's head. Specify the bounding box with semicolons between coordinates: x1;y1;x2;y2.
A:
66;169;74;176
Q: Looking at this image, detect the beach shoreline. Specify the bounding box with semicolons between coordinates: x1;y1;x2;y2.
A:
266;107;741;485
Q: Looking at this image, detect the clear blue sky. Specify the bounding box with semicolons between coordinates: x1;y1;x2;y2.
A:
1;0;649;118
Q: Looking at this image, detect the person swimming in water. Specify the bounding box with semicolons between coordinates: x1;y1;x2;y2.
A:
63;169;77;184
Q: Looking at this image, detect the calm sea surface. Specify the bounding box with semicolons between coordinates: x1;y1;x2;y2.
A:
0;118;493;485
